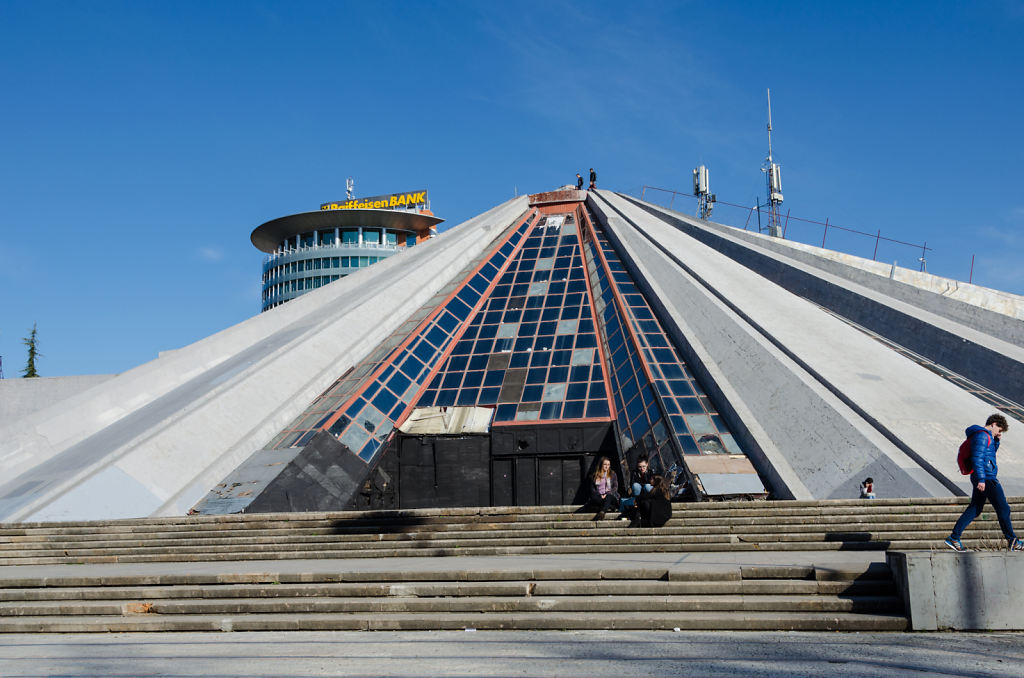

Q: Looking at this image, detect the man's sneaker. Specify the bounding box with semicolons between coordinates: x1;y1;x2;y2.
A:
1009;537;1023;551
944;536;966;552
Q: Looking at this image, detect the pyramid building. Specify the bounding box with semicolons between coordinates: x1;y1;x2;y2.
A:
2;189;1022;522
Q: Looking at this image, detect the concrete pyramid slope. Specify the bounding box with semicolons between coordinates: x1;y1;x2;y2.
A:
591;190;1023;497
0;197;529;522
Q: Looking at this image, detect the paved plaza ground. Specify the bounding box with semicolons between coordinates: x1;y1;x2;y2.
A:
1;630;1022;677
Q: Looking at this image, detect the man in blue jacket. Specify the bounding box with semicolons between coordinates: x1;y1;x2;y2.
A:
945;413;1022;551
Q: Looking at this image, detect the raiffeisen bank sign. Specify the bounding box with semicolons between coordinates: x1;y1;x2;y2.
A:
320;190;429;211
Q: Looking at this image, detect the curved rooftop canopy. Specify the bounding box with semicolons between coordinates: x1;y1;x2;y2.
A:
251;209;444;253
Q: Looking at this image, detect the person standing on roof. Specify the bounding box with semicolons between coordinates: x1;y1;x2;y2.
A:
589;167;597;190
576;173;584;190
944;413;1022;551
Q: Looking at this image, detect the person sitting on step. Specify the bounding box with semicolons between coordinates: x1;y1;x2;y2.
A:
630;455;655;499
636;475;673;528
588;456;620;520
859;477;875;499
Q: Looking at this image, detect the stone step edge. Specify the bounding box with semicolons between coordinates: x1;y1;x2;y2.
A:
2;498;1020;530
0;594;905;617
0;529;1010;558
0;539;985;565
0;522;1014;552
0;609;910;632
0;563;889;589
0;580;896;603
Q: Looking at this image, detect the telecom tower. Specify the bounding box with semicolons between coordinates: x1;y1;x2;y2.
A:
346;177;355;200
761;89;784;238
692;165;715;220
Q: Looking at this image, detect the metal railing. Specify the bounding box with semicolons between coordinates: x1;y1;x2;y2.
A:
639;185;935;273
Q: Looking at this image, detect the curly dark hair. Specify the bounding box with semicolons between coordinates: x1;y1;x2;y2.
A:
986;413;1009;432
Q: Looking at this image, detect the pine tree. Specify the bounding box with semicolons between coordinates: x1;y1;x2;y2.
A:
21;322;40;378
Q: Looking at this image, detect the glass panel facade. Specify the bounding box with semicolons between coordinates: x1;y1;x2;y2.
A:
418;213;610;424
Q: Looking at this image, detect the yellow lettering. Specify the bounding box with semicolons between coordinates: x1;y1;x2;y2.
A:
390;196;398;207
396;194;407;206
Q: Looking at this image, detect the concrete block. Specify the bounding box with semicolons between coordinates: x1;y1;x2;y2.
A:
887;550;1024;630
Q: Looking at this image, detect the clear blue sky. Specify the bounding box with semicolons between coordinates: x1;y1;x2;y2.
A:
2;0;1022;377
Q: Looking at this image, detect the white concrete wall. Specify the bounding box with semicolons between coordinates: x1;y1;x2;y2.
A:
0;375;115;427
0;197;528;522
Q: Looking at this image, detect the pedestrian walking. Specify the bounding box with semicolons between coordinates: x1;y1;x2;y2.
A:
944;414;1023;551
576;173;583;190
589;167;596;190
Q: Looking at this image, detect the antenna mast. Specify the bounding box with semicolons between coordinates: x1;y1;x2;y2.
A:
692;165;715;220
762;88;784;237
346;177;355;200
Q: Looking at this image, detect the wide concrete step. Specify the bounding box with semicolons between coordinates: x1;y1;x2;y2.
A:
0;518;1014;552
0;593;904;617
0;527;1010;561
0;609;909;632
0;537;1004;566
1;498;1020;534
0;578;895;602
3;513;1019;550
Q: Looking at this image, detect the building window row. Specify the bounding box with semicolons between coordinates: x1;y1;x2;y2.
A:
263;255;389;284
263;274;344;301
276;227;414;254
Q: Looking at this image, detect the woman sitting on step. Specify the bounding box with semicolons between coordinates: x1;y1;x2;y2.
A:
636;476;673;528
588;456;620;520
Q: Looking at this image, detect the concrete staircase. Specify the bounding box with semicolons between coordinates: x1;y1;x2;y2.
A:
0;562;906;632
0;498;1020;566
1;497;1019;632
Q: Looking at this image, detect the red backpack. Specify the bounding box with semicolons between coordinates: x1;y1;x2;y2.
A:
957;430;991;475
